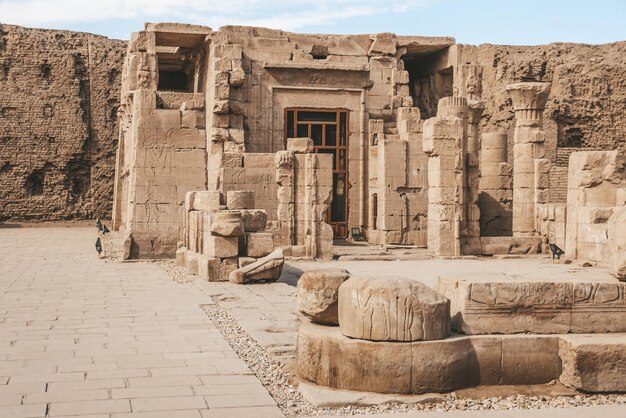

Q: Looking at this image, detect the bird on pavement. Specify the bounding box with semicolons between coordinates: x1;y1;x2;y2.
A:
96;218;102;231
95;237;102;254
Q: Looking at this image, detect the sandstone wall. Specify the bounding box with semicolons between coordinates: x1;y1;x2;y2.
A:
464;41;626;202
0;24;126;221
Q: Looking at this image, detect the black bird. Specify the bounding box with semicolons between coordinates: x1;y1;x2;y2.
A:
96;218;103;231
549;243;565;259
101;224;110;235
95;237;102;254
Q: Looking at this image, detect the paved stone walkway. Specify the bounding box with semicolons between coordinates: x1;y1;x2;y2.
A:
0;227;283;418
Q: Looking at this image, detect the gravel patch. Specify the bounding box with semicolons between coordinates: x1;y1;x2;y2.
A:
158;259;196;283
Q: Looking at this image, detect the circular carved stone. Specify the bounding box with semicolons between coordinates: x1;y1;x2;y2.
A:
338;277;450;341
297;268;351;325
297;322;477;394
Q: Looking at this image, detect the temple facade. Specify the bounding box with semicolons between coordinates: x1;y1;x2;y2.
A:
112;23;625;276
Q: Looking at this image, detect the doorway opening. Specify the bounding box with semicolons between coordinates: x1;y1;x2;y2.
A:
285;108;349;238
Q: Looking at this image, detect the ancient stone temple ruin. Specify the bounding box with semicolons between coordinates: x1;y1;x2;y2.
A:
112;23;625;282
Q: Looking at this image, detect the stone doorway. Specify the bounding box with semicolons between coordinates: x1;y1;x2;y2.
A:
285;108;349;238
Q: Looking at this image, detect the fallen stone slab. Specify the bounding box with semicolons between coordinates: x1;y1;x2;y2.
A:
229;248;284;284
297;268;351;325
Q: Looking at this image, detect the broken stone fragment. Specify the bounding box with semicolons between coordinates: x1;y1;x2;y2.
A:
240;209;267;232
176;246;187;267
207;210;244;237
297;268;351;325
338;277;450;342
198;254;238;282
229;248;284;284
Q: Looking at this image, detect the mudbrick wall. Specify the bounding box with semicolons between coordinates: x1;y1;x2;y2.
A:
469;41;626;202
0;24;126;221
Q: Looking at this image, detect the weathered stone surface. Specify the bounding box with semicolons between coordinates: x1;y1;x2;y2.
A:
608;206;626;281
246;232;273;258
286;137;314;153
297;322;562;394
226;190;255;209
175;246;187;267
197;254;238;282
338;277;450;342
297;268;351;325
559;334;626;392
192;190;222;211
208;210;244;237
203;235;239;258
229;248;284;284
439;277;626;334
240;209;268;232
185;250;199;275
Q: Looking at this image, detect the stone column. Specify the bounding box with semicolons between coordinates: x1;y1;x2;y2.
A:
423;97;468;256
479;133;512;235
464;103;484;253
506;82;550;237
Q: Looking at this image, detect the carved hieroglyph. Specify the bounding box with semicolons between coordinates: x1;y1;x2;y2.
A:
439;277;626;334
338;277;450;342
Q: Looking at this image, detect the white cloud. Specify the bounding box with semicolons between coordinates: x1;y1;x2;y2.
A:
0;0;433;32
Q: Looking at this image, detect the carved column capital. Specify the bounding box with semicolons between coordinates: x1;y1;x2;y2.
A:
506;82;551;123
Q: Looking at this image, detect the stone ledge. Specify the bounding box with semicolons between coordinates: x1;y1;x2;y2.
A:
297;322;626;394
438;277;626;334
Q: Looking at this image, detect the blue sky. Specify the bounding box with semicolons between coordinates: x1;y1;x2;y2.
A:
1;0;625;45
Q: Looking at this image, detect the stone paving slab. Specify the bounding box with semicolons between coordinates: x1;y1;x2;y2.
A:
0;227;284;417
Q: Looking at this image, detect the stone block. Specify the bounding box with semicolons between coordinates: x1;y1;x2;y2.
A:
439;277;626;334
203;235;239;258
559;334;626;392
198;255;238;282
185;251;199;275
192;190;222;211
246;232;274;258
297;268;351;325
226;190;255;209
287;137;314;153
176;246;187;267
208;210;244;237
338;277;450;342
240;209;268;232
